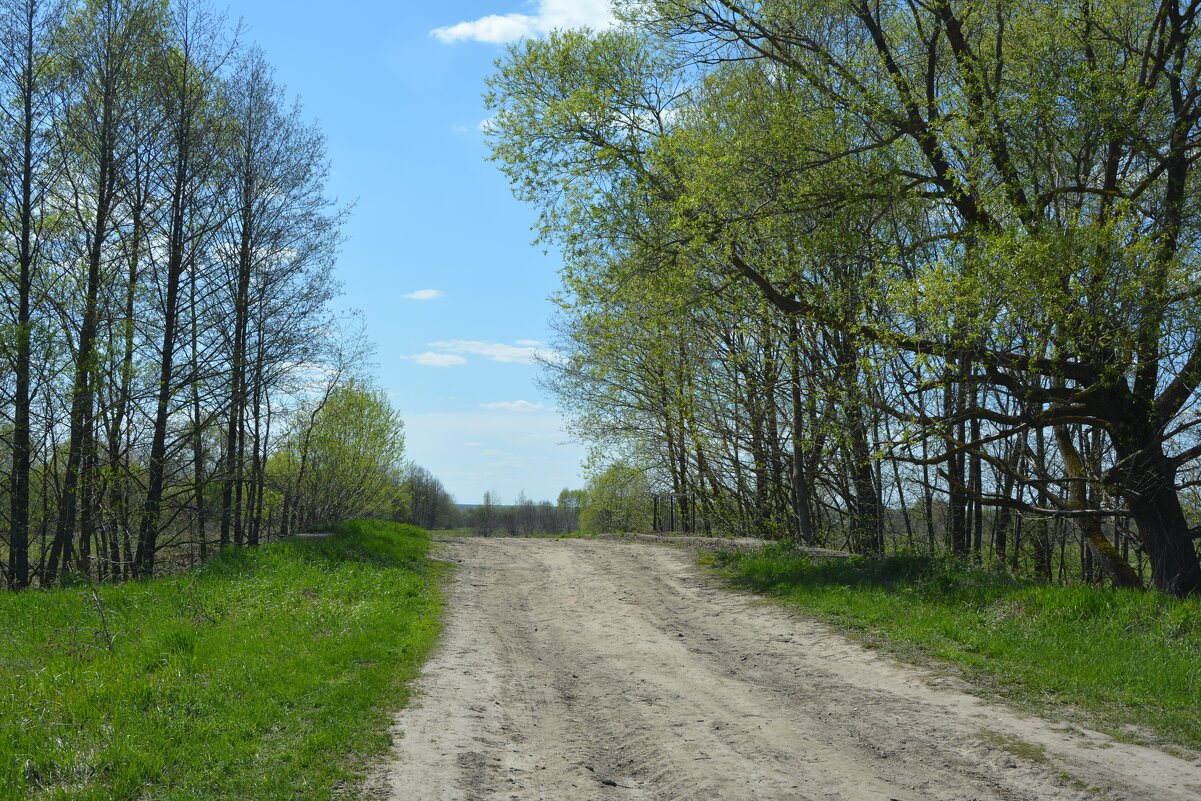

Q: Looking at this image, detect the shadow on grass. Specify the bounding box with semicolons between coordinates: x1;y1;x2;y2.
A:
718;545;1033;610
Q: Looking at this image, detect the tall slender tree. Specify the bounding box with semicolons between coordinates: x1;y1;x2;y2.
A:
0;0;63;588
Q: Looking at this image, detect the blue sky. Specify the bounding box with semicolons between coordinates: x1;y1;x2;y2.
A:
232;1;616;504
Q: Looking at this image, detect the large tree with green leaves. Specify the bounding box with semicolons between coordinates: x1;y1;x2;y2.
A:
488;1;1201;594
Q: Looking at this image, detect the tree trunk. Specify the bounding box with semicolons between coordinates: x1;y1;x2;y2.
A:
944;366;969;557
47;169;111;585
7;4;36;589
1054;425;1143;590
134;221;185;577
1111;438;1201;596
788;317;816;543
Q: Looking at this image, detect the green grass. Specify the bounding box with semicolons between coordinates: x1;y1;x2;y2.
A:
0;520;448;801
715;545;1201;749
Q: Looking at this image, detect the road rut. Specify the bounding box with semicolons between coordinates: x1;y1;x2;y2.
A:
366;538;1201;801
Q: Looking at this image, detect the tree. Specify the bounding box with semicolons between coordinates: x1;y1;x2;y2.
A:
580;463;652;535
486;4;1201;595
216;45;339;552
47;0;166;584
0;0;64;588
472;490;499;537
276;381;405;531
635;0;1201;593
135;0;234;577
403;464;457;530
0;1;350;589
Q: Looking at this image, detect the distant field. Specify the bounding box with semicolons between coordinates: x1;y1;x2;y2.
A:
0;520;447;801
714;545;1201;750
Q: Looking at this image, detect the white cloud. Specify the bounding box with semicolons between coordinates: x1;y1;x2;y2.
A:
403;352;467;367
403;289;444;301
428;339;560;365
433;14;536;44
431;0;615;45
479;400;548;412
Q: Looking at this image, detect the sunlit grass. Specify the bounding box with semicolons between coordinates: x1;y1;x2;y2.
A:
0;520;447;801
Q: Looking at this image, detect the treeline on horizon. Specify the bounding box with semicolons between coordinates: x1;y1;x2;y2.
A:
486;0;1201;596
0;0;406;590
401;464;586;536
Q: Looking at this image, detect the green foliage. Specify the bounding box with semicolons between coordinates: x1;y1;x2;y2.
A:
485;0;1201;591
719;547;1201;748
399;464;458;530
579;463;653;534
0;520;445;800
557;487;588;513
271;381;406;530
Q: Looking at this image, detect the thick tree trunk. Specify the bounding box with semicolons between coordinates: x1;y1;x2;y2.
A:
848;412;882;554
969;412;983;562
839;335;881;554
1111;440;1201;596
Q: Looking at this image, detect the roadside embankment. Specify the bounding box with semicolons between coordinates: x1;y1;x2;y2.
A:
1;520;446;801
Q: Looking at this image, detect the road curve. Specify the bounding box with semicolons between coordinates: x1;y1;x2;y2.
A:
364;538;1201;801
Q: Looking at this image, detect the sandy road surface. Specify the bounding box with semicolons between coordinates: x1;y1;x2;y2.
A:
366;538;1201;801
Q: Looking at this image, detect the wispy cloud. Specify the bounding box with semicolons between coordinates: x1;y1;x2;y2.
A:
403;288;444;301
428;339;559;365
403;352;467;367
431;0;615;45
479;400;548;412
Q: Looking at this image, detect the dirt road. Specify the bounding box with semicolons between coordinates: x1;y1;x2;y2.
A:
366;538;1201;801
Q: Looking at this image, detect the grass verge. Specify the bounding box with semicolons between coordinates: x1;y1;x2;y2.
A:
713;545;1201;750
1;520;447;801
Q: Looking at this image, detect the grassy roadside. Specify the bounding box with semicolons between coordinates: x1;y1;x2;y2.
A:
1;520;448;801
711;545;1201;750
